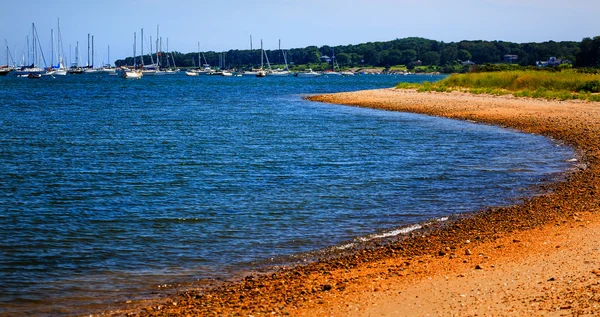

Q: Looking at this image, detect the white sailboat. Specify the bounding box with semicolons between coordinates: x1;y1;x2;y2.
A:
242;36;260;76
322;48;342;76
83;34;98;73
164;38;179;74
122;32;142;79
14;23;46;76
98;45;117;74
190;42;214;75
256;39;266;77
51;19;67;75
296;68;321;78
269;40;291;77
139;28;160;76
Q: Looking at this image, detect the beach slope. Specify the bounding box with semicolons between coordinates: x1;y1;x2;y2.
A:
119;89;600;316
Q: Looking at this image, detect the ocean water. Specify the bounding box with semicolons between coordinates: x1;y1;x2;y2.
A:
0;73;574;316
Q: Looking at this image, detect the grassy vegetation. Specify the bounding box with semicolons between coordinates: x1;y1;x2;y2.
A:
396;70;600;101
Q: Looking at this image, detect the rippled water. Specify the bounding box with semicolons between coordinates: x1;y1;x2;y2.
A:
0;74;574;316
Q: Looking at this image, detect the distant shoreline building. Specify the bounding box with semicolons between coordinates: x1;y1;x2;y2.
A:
320;55;332;63
536;56;570;67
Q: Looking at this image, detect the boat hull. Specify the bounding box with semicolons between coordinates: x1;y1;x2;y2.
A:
122;71;143;79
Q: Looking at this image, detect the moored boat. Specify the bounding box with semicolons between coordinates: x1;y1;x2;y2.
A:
295;68;321;78
322;70;342;76
0;67;14;76
122;31;143;80
121;68;143;79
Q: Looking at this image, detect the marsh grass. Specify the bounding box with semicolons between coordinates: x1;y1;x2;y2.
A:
397;70;600;101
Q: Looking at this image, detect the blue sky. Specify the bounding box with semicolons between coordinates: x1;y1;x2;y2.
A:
3;0;599;66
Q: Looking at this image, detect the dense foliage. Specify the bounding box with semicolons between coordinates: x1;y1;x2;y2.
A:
115;36;600;70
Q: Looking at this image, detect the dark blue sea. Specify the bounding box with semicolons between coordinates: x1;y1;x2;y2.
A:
0;73;574;316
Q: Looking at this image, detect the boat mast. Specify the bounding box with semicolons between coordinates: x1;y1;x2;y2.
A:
197;42;200;68
87;33;90;67
92;35;94;68
149;36;155;66
156;25;160;68
260;39;263;70
140;28;144;67
76;41;79;67
159;37;163;67
165;38;170;68
32;23;47;68
57;18;63;67
133;32;137;68
331;48;335;71
32;23;36;67
170;39;176;68
51;29;54;68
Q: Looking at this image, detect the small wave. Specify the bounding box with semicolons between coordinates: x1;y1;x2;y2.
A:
336;243;356;250
356;217;450;243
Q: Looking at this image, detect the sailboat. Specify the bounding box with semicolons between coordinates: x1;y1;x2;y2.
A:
14;23;47;76
83;34;98;74
256;40;266;77
295;68;321;78
322;48;342;76
189;42;214;75
122;32;142;79
141;29;164;76
1;40;16;75
164;38;179;74
48;19;67;76
68;41;83;74
242;36;260;76
269;40;291;77
98;45;117;74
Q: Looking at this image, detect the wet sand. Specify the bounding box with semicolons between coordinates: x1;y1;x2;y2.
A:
106;89;600;316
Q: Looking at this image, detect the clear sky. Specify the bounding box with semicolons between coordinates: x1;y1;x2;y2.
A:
3;0;599;66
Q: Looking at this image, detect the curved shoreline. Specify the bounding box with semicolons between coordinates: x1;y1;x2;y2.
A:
107;89;600;316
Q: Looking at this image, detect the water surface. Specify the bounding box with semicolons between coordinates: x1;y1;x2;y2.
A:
0;74;574;315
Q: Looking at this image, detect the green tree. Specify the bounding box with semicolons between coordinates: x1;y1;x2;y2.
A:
400;49;417;65
362;47;380;66
336;52;351;66
441;46;458;64
457;49;472;61
576;37;600;67
381;49;402;66
422;51;441;66
304;46;321;64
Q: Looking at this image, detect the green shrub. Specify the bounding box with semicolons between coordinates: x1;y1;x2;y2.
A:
578;80;600;93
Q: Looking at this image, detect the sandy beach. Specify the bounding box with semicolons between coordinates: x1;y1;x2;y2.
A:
109;89;600;316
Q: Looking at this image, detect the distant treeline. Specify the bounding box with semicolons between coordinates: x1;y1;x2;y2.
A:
114;36;600;70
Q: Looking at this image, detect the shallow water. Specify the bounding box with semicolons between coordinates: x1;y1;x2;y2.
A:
0;73;574;315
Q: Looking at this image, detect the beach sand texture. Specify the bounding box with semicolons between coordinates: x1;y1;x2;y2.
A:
115;89;600;316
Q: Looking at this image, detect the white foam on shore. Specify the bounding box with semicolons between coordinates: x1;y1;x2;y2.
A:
335;217;451;250
358;224;423;242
